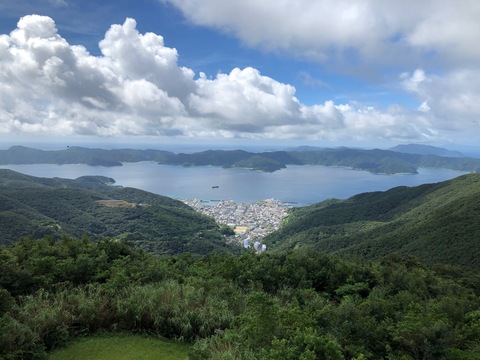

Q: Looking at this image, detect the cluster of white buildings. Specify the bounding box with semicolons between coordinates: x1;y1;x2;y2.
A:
243;237;267;252
181;198;292;251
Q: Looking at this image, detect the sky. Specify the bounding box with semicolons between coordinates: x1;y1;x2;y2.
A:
0;0;479;150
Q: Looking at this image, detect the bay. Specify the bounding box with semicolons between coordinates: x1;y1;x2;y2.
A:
0;163;468;205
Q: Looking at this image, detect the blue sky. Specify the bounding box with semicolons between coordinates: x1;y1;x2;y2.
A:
0;0;479;149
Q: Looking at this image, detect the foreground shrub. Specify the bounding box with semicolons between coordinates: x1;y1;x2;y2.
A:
113;280;234;340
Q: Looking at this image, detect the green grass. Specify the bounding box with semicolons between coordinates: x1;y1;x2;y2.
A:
48;334;190;360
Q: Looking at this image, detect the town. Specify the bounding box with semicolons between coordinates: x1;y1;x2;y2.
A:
181;198;293;251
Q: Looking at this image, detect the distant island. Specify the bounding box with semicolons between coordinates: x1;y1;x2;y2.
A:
1;144;480;174
0;145;173;167
388;143;465;157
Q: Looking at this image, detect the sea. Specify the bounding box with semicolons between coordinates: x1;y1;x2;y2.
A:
0;162;469;206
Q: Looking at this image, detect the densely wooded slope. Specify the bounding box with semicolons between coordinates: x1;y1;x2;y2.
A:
2;238;480;359
0;169;233;255
265;173;480;268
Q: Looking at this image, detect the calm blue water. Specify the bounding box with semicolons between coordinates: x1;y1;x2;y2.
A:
0;163;468;205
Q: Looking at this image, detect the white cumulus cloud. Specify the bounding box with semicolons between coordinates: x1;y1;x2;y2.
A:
0;14;476;145
403;69;480;131
189;67;301;132
0;15;192;136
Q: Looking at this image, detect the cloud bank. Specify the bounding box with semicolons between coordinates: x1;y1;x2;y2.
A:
163;0;480;67
0;14;478;144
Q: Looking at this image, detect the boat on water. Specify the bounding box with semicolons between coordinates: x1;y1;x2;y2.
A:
212;185;219;188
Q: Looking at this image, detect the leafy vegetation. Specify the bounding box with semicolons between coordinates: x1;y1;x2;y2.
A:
265;173;480;268
0;169;234;255
1;237;480;359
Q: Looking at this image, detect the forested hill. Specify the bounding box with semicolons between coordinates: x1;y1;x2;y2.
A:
265;173;480;268
2;145;480;174
0;169;234;255
389;143;465;157
145;147;480;174
0;145;173;166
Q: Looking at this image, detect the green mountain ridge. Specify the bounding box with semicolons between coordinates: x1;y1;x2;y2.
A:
0;145;174;167
1;145;480;174
265;173;480;268
161;148;480;174
0;169;233;255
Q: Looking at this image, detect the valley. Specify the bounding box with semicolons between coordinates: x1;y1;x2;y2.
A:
1;164;480;359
